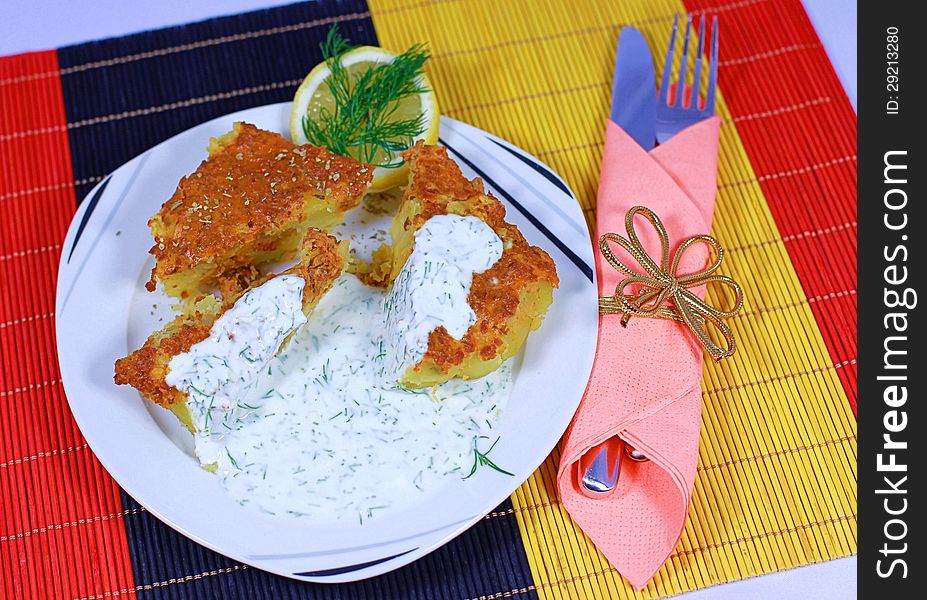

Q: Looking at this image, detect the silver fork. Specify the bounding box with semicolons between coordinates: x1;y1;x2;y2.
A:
655;14;719;144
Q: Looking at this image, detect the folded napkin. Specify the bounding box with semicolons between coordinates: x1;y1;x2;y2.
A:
556;115;722;589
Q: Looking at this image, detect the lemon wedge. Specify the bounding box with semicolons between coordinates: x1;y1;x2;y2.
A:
291;46;439;192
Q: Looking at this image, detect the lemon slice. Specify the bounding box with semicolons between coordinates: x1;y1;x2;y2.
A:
291;46;439;192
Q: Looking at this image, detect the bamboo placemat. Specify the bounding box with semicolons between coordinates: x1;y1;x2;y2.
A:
1;0;856;598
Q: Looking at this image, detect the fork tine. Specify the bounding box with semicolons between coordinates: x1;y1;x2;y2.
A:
658;14;678;107
704;16;719;114
690;16;706;110
676;15;691;108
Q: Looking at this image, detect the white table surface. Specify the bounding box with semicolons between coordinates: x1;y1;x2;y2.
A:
1;1;857;598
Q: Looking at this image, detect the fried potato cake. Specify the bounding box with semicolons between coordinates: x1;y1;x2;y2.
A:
386;142;559;387
147;122;370;300
116;229;347;431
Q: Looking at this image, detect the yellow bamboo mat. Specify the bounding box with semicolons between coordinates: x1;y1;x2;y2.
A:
369;0;857;597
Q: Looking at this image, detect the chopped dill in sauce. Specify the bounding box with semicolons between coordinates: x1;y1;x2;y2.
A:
165;216;512;523
166;275;307;466
214;274;513;522
382;214;502;381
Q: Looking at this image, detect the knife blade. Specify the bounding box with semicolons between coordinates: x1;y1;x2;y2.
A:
579;27;657;498
610;27;657;151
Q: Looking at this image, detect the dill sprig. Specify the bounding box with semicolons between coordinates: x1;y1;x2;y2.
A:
463;436;514;479
225;447;241;470
302;25;431;168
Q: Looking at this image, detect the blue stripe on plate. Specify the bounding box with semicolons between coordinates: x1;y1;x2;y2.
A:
440;138;595;283
66;175;111;263
293;549;418;578
469;131;585;236
488;138;573;197
248;515;474;560
60;151;152;313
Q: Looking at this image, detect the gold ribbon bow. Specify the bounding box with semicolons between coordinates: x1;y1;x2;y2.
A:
598;206;744;361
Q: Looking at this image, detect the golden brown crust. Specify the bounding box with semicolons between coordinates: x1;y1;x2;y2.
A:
425;243;557;367
401;142;485;204
116;229;346;410
146;122;370;296
287;228;349;301
396;142;559;379
114;304;216;408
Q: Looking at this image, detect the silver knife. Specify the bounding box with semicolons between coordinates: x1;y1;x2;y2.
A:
578;27;656;499
610;27;657;151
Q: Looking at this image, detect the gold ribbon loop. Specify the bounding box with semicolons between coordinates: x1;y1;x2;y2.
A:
598;206;745;361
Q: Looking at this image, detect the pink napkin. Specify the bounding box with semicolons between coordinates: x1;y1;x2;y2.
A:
556;115;721;589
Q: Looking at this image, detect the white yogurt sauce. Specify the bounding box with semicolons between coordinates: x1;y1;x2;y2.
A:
165;216;512;523
165;275;307;465
383;214;503;380
218;275;513;521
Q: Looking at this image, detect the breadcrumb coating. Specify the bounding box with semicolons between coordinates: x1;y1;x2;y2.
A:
146;122;370;300
115;229;347;429
389;142;559;387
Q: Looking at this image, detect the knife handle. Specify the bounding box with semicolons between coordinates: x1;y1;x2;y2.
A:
577;437;625;499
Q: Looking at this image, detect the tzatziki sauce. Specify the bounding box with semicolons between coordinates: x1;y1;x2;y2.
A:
165;274;307;466
383;214;503;380
165;215;513;523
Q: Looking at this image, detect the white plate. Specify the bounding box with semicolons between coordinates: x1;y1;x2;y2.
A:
55;103;597;582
